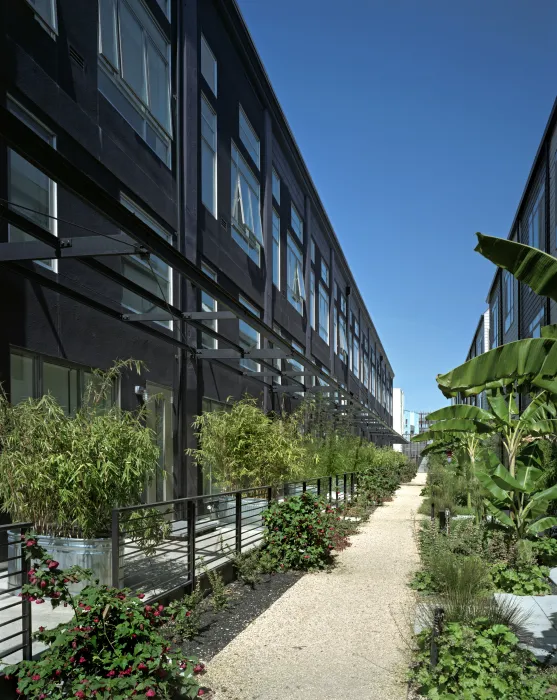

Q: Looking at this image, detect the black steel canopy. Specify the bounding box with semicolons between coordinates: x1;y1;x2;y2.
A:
0;106;406;444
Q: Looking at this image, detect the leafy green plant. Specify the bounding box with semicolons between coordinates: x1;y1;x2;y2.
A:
2;536;203;699
532;537;557;566
0;360;161;538
260;492;346;571
187;396;306;489
411;619;550;699
490;562;551;595
410;569;436;592
431;554;492;596
206;567;228;612
165;583;205;641
229;548;262;588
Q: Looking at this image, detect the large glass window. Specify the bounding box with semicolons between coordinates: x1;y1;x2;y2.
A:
310;271;316;329
475;331;483;357
528;188;545;250
201;95;217;217
291;204;304;242
352;337;360;380
362;354;369;389
239;107;260;168
491;299;499;349
272;168;280;204
529;308;545;339
321;259;329;286
200;35;217;96
145;382;173;502
239;297;260;373
10;350;116;415
288;341;305;396
231;142;263;265
333;307;338;355
272;210;281;289
26;0;58;33
98;0;171;165
7;98;57;272
318;283;329;344
287;233;305;314
120;195;173;327
338;314;348;363
504;270;514;332
201;263;217;349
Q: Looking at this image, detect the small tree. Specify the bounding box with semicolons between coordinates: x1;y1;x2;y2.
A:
0;359;160;538
188;396;306;489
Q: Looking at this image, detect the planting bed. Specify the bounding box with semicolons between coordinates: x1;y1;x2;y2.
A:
176;571;303;661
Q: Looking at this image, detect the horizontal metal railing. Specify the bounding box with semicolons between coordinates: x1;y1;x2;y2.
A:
112;472;357;602
0;522;33;665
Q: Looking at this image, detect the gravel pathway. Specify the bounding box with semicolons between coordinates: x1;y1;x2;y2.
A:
204;473;426;700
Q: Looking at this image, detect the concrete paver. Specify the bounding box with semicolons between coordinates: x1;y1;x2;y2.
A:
204;473;426;700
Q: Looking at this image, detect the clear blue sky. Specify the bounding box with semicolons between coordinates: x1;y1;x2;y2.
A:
237;0;556;412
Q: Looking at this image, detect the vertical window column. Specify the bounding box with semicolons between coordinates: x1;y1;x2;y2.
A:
201;96;217;217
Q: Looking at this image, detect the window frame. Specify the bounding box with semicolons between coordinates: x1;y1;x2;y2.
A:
200;262;218;350
26;0;58;35
310;270;316;329
231;141;263;265
286;232;305;314
238;106;260;169
272;209;281;289
7;97;58;273
321;259;329;286
120;194;174;328
291;204;304;243
503;269;514;333
318;282;329;344
239;296;261;373
98;0;172;166
491;298;500;349
272;168;281;204
200;34;217;96
527;187;545;250
200;94;217;218
529;307;545;339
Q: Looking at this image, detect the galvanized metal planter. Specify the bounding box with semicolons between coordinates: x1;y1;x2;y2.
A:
8;532;112;592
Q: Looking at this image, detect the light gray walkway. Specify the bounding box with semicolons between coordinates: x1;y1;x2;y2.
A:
204;473;426;700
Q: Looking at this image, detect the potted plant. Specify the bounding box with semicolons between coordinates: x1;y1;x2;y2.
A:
188;397;305;525
0;360;161;589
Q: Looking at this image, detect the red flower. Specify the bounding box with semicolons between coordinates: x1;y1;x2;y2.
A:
137;593;145;599
26;539;37;547
69;657;75;663
35;598;45;604
107;670;116;677
193;664;205;674
79;656;86;663
144;605;152;612
32;674;41;681
138;663;148;671
38;626;45;633
75;692;85;699
145;690;156;698
198;690;206;697
47;560;59;570
158;604;164;611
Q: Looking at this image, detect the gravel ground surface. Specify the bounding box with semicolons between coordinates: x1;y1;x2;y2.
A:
204;473;426;700
175;571;303;662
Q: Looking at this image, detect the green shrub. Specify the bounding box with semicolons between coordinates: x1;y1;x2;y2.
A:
532;537;557;566
431;554;492;596
411;619;550;699
231;548;262;588
490;562;551;596
260;492;346;571
165;583;205;641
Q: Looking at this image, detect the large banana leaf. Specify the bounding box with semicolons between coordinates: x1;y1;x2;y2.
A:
427;405;494;422
476;470;509;502
490;463;524;493
528;517;557;535
475;233;557;302
484;500;514;528
515;465;544;492
531;483;557;503
487;393;517;425
437;337;557;397
425;418;493;434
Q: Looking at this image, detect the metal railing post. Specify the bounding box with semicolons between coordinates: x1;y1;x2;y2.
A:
111;509;120;589
267;486;273;505
350;473;355;500
187;500;197;587
235;491;242;554
430;607;444;668
317;478;321;496
343;473;347;502
335;475;339;503
328;476;333;503
302;481;307;493
20;532;32;661
430;502;435;523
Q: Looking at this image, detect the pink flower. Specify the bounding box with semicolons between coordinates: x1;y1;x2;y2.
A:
198;690;206;697
32;674;41;681
75;692;85;699
47;560;59;570
107;670;116;677
79;656;86;663
26;540;37;547
137;593;145;599
138;662;148;671
35;598;45;604
40;581;47;589
145;690;156;698
193;664;205;674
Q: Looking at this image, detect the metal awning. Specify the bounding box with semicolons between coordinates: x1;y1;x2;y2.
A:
0;106;406;444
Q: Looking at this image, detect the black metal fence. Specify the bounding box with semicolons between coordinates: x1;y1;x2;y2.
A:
0;523;32;664
111;472;356;602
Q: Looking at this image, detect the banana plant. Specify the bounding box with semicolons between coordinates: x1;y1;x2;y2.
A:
476;449;557;539
412;404;495;510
